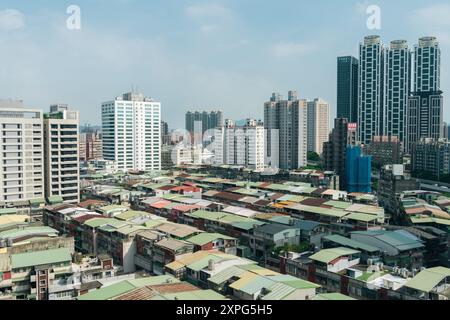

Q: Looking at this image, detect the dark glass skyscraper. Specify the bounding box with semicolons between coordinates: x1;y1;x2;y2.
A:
407;37;443;154
185;110;223;134
337;56;359;123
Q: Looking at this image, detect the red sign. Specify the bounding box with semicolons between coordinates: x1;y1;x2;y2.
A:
348;123;357;131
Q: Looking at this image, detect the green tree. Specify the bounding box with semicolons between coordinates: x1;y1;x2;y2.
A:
307;151;320;162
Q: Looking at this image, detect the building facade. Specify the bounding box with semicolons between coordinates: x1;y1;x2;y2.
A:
0;100;45;209
337;56;359;123
411;138;450;181
214;119;265;172
185;110;223;136
43;105;80;204
102;92;161;172
407;37;443;153
364;136;403;169
323;118;357;190
346;145;372;193
358;35;385;145
307;98;330;155
264;91;307;170
79;131;102;162
384;40;411;144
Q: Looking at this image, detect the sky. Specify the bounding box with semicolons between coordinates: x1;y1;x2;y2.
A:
0;0;450;129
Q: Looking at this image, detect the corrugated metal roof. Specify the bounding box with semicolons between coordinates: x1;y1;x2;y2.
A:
324;234;379;253
405;267;450;292
186;233;235;246
309;247;360;264
208;266;246;285
11;248;71;269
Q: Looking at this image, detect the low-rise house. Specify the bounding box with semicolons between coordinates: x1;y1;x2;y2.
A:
77;274;226;300
402;267;450;300
322;234;381;264
152;239;194;275
165;250;255;286
207;264;320;300
309;247;361;273
97;205;129;217
134;230;166;273
351;230;425;269
250;224;303;266
186;233;237;254
10;248;74;300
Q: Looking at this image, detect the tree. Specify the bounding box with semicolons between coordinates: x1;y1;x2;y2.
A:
307;151;320;162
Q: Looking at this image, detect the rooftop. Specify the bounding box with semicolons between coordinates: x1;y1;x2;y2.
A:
309;247;360;264
11;248;72;269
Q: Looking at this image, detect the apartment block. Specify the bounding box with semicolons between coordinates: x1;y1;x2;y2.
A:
307;98;330;155
214;119;265;172
0;100;45;210
102;92;161;172
43;105;80;204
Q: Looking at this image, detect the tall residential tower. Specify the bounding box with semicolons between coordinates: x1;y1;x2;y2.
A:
102;92;161;172
358;35;384;145
43;105;80;204
264;91;307;170
408;37;443;153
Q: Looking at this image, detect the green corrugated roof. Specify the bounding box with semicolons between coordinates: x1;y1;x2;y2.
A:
83;218;116;228
208;266;246;285
309;247;360;264
77;275;179;300
289;204;349;218
47;196;64;204
314;293;356;300
127;275;179;287
344;212;378;223
405;267;450;293
0;208;18;215
324;201;352;209
163;290;227;300
98;205;128;213
78;281;136;300
29;198;46;205
0;226;58;240
186;233;235;246
115;210;148;221
11;248;71;269
324;235;379;253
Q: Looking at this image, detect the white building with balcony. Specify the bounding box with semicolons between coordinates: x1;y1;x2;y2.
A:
44;105;80;204
0;100;45;209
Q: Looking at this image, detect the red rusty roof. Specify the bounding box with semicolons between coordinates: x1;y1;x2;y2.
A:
151;200;173;209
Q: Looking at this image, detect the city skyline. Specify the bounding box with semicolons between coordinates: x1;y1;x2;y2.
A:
1;0;449;129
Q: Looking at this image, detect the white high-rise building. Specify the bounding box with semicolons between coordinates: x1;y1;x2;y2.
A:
102;92;161;172
0;100;44;209
43;105;80;204
307;98;330;155
264;92;307;170
358;35;384;145
214;119;265;172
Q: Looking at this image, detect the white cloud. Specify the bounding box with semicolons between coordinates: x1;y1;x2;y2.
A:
410;4;450;28
200;24;218;33
0;9;25;31
270;42;317;58
185;3;231;19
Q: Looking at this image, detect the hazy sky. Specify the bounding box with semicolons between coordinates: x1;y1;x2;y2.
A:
1;0;449;129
